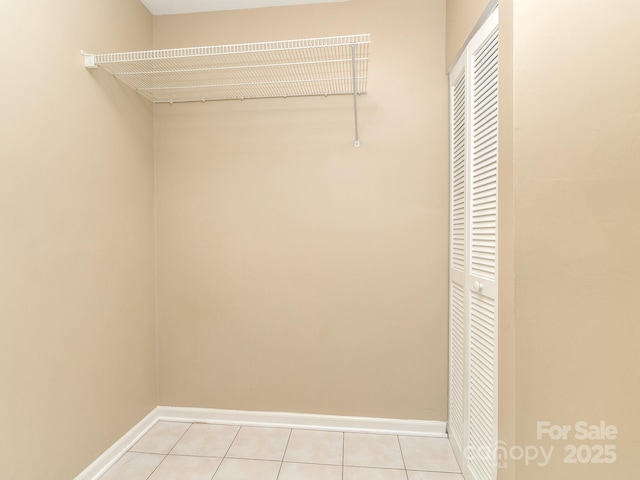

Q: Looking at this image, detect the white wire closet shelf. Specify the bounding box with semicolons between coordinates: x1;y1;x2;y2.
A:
83;34;371;146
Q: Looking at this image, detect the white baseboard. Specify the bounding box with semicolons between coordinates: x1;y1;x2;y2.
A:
75;406;447;480
155;406;447;437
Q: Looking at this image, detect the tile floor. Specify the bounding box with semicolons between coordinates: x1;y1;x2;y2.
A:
99;421;463;480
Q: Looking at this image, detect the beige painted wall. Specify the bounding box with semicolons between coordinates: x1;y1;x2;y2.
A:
154;0;450;420
445;0;490;67
512;0;640;478
0;1;156;478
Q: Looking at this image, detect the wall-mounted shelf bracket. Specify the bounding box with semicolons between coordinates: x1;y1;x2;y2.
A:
81;51;97;69
82;34;370;146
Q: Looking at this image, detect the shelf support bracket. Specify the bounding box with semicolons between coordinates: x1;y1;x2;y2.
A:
81;51;97;69
351;43;360;148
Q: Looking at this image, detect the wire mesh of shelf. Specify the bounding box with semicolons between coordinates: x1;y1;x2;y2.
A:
91;34;370;104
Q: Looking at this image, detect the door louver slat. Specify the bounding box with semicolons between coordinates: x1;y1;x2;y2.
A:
451;70;467;273
449;281;466;453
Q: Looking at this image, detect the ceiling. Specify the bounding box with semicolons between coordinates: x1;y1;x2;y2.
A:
140;0;349;15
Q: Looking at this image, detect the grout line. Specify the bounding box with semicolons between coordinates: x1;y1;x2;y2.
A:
406;468;463;474
153;450;355;468
273;460;343;467
275;429;293;479
125;451;165;457
344;465;412;472
396;435;410;480
222;425;243;458
208;459;220;480
165;453;225;459
341;431;345;480
167;423;194;455
144;453;168;480
208;457;225;480
269;460;344;467
208;424;242;480
281;429;294;464
127;422;193;457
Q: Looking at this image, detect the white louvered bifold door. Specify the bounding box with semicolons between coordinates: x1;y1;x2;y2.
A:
448;7;498;480
448;59;467;462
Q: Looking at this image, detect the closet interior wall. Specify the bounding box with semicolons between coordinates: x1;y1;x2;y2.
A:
153;0;451;420
0;1;156;479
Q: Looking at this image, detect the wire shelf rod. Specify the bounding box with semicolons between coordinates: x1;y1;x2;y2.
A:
113;57;368;77
155;92;359;104
137;76;368;92
93;34;371;65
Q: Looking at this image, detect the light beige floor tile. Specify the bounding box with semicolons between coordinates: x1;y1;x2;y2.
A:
148;455;222;480
399;436;460;473
130;422;191;454
226;426;291;461
99;452;164;480
344;433;405;469
407;472;464;480
343;466;408;480
171;424;240;457
278;462;342;480
283;429;343;465
212;458;280;480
